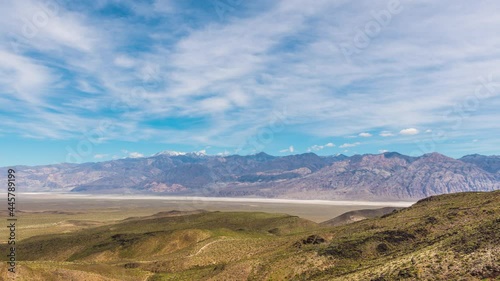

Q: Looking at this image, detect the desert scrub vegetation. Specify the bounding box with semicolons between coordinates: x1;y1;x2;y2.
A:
0;191;498;280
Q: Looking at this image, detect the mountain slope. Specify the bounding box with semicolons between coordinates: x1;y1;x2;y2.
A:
320;207;402;226
266;152;499;200
308;190;500;280
459;154;500;174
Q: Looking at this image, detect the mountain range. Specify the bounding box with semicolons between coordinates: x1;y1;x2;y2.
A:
9;151;500;200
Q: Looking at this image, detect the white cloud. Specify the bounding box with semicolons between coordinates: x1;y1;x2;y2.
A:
128;152;144;158
307;145;323;152
378;149;388;153
76;80;99;93
379;131;395;137
280;145;294;153
307;142;335;152
114;55;136;68
1;0;100;52
340;142;360;148
0;49;54;101
399;128;420;135
93;154;108;159
199;97;231;113
217;150;230;156
359;132;372;137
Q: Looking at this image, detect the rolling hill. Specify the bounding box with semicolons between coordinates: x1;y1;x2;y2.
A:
1;190;499;280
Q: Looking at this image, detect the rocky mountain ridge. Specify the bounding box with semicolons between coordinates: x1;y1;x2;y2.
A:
7;152;500;200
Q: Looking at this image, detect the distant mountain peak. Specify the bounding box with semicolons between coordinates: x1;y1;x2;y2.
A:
154;150;208;157
420;152;450;160
154;150;187;157
459;154;500;174
382;151;402;157
462;153;482;157
252;152;275;160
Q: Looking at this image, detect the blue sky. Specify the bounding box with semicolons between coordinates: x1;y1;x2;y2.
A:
1;0;499;166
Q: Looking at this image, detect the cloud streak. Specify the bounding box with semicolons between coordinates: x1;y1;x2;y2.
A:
340;142;361;148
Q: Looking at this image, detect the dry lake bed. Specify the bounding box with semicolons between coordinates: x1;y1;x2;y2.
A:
2;193;414;241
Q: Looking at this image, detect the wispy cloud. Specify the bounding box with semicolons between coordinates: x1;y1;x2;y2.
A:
279;145;295;153
340;142;361;148
307;142;335;152
93;154;109;159
379;131;394;137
